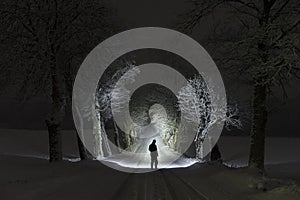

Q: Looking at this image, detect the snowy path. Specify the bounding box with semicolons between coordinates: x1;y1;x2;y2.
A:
1;130;300;199
0;155;227;200
1;155;300;200
111;171;209;200
101;136;198;172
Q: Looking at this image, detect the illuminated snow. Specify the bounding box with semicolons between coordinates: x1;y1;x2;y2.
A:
100;123;199;171
101;136;199;170
98;104;199;172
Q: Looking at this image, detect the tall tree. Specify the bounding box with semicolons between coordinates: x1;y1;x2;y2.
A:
0;0;112;161
180;0;300;170
177;76;241;160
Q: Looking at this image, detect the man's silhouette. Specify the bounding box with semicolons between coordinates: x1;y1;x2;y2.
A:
148;139;158;169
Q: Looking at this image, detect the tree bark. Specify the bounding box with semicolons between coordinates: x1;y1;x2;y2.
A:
249;83;267;170
74;103;89;160
113;120;121;152
249;1;269;170
46;54;66;162
77;133;89;160
46;119;63;162
211;143;222;161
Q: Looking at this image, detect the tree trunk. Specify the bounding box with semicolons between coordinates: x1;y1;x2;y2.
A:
249;83;267;170
46;119;63;162
113;120;121;152
74;103;89;160
249;3;269;170
102;120;112;156
46;54;66;162
211;143;222;161
77;133;89;160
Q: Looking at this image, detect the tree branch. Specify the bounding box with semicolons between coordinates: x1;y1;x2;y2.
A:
271;0;290;22
274;18;300;43
226;0;260;13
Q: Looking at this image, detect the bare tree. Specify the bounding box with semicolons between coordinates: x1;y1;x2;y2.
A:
96;62;140;154
177;76;241;160
179;0;300;170
0;0;112;161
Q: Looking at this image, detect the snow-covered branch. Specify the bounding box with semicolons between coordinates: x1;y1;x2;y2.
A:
178;76;242;139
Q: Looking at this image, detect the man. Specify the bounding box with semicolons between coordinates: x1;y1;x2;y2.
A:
148;139;158;169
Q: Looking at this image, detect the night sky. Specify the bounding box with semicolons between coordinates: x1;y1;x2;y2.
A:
0;0;299;137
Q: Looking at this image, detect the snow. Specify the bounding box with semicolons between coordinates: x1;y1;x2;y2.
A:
250;185;300;200
100;136;199;173
218;136;300;166
1;129;300;175
1;129;300;199
98;119;199;172
1;155;299;199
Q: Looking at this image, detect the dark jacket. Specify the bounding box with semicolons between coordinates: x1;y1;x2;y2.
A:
148;143;157;152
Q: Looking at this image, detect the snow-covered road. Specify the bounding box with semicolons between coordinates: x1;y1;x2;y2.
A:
1;154;300;200
1;129;300;199
101;135;198;173
111;170;209;200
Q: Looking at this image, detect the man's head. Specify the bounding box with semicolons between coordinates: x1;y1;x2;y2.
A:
152;139;156;144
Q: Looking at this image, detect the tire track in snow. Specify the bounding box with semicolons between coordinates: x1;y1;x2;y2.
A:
111;170;209;200
160;170;209;200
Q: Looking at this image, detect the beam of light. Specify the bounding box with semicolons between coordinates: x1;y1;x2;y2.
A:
100;135;199;170
100;105;199;172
